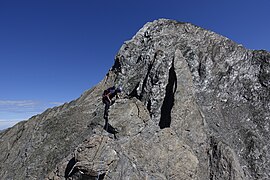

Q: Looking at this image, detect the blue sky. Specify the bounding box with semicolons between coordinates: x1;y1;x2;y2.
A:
0;0;269;130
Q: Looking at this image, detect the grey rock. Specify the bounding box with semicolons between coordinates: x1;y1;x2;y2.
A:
0;19;269;180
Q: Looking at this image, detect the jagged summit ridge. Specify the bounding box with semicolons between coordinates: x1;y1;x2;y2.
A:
114;19;249;122
0;19;269;180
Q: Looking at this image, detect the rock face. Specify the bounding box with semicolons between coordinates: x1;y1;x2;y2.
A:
0;19;269;180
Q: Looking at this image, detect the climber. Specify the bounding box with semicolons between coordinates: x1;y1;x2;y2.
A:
102;86;122;137
102;86;122;119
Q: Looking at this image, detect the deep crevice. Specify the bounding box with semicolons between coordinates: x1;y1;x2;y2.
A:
159;60;177;129
97;173;106;180
129;82;140;99
139;59;156;100
111;56;122;73
65;157;76;178
198;58;206;80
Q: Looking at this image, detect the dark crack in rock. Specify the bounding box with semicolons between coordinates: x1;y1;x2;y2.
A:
0;19;269;180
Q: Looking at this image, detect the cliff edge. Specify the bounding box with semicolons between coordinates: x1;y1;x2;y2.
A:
0;19;269;180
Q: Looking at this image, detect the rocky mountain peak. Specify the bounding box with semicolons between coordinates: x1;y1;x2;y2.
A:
0;19;269;180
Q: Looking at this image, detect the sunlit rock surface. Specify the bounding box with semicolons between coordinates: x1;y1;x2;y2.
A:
0;19;269;180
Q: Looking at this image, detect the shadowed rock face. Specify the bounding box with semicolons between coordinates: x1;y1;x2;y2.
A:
0;19;269;180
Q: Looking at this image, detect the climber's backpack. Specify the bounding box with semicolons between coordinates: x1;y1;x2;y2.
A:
102;89;110;98
102;87;115;99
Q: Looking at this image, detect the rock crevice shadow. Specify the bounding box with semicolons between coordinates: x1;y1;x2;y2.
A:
159;60;177;129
